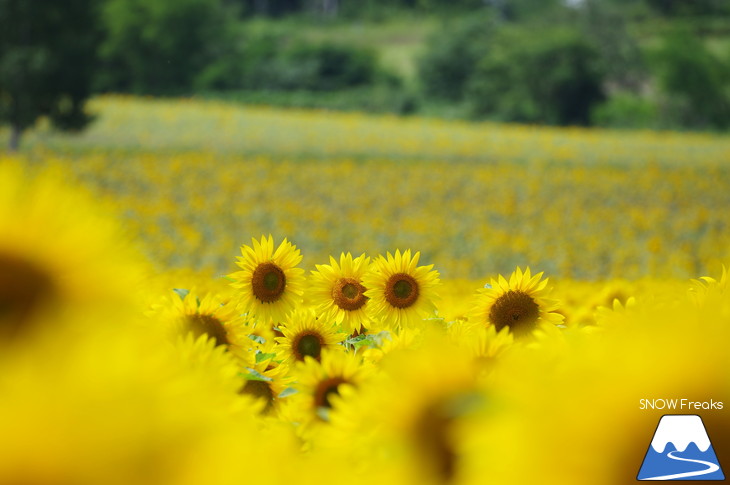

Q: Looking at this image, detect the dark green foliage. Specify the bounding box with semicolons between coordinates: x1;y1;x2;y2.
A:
0;0;97;149
97;0;238;94
651;30;730;129
196;31;385;92
418;14;495;102
468;26;605;126
644;0;730;17
591;93;658;128
577;1;648;92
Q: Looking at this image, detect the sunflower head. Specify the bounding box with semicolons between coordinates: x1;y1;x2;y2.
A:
294;349;371;422
228;235;305;325
471;267;563;337
0;162;144;342
0;253;57;339
362;249;440;330
275;309;347;364
309;252;372;334
150;289;253;366
239;360;293;415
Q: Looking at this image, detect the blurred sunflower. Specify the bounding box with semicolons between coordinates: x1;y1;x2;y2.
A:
0;162;144;341
309;252;372;334
363;249;440;330
152;290;253;366
471;267;562;337
447;322;514;371
239;359;293;415
228;235;304;325
329;328;487;485
295;349;371;422
275;309;347;364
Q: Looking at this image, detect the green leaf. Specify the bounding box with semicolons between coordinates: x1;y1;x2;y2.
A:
278;387;298;398
344;331;391;350
173;288;190;301
242;368;272;382
248;334;266;345
255;352;277;364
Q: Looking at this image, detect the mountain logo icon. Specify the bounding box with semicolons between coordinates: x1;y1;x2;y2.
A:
637;414;725;481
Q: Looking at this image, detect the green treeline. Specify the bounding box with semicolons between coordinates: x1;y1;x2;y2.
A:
2;0;730;149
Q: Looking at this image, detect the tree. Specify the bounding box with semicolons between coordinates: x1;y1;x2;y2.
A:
0;0;98;151
97;0;238;95
468;26;606;126
652;31;730;129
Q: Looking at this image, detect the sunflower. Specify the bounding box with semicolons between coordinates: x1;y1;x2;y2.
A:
325;328;486;485
309;252;372;334
362;249;440;330
275;309;347;364
239;358;293;415
0;162;144;341
471;267;563;337
151;289;253;366
447;322;514;371
228;235;305;325
294;349;371;422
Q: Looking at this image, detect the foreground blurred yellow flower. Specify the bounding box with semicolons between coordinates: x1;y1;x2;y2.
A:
0;162;144;342
363;249;440;330
471;267;562;337
309;252;372;334
275;308;347;364
228;235;304;324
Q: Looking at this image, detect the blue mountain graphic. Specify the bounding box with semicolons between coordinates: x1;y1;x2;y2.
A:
638;441;725;481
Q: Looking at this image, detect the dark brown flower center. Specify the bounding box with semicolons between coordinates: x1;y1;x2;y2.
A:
294;332;323;361
186;313;230;347
384;273;419;309
0;253;56;339
240;379;275;414
488;290;540;337
332;277;368;311
314;376;349;409
251;262;286;303
413;402;457;483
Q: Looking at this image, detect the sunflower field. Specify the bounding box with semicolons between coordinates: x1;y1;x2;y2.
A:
1;95;730;484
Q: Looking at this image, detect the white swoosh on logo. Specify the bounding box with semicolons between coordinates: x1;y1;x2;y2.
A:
639;450;720;480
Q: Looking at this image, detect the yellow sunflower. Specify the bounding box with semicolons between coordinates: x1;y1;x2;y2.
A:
239;358;294;416
471;266;563;337
151;289;253;367
309;252;372;334
228;235;305;325
0;161;145;342
294;349;372;422
275;309;347;364
362;249;440;330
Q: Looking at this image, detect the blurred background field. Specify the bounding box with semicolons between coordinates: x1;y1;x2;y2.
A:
5;95;730;281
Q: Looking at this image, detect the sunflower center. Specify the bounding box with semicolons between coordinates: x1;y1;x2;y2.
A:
0;253;55;339
240;379;275;414
413;402;457;483
488;290;540;336
384;273;419;309
332;277;368;311
314;376;349;409
295;333;323;361
186;313;230;347
251;262;286;303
